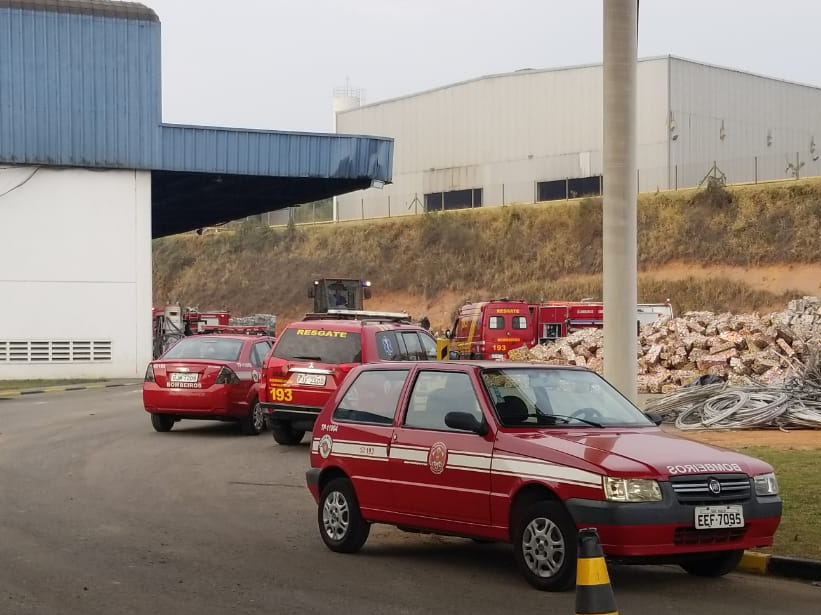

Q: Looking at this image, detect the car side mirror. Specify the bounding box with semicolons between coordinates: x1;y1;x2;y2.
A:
445;411;488;435
448;350;460;360
645;411;663;426
445;330;452;339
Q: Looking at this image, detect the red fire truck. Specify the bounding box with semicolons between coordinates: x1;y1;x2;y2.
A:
533;301;605;344
445;299;673;359
446;299;534;360
152;305;275;358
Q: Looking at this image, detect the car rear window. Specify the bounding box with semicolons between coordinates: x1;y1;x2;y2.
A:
272;328;363;364
163;337;243;362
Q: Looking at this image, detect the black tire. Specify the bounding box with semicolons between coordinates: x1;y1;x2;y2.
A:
271;422;305;445
512;500;577;591
680;549;744;577
240;400;265;436
150;413;175;432
317;478;370;553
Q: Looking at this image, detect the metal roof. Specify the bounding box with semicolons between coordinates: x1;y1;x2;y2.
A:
158;125;392;179
337;55;821;117
0;0;157;21
151;124;393;236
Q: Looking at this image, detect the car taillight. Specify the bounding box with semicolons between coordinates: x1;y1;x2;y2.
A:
144;364;155;383
215;366;240;385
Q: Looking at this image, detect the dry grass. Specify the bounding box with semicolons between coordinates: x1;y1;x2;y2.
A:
152;178;821;321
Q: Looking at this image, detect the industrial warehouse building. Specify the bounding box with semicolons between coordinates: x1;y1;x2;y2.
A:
331;56;821;221
0;0;391;380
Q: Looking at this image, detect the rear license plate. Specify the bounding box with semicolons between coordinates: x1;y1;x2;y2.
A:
296;373;326;386
170;372;198;383
694;505;744;529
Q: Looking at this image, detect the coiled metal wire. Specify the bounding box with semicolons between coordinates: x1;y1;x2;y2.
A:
645;357;821;430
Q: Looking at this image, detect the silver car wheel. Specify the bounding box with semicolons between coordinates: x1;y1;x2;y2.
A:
521;516;565;578
252;403;265;432
322;490;350;541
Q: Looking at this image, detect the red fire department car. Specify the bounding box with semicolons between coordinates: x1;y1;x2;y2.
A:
306;361;782;591
143;333;275;435
260;311;438;445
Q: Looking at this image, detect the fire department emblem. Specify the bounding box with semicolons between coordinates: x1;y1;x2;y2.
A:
318;435;333;459
427;442;448;475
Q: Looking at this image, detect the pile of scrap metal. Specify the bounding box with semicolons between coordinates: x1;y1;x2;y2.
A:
644;352;821;430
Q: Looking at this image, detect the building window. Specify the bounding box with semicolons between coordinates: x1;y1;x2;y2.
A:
424;188;483;212
537;175;602;202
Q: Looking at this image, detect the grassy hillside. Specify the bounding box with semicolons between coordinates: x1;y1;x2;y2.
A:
152;178;821;330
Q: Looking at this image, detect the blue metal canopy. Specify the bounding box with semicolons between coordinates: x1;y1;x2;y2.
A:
0;0;393;237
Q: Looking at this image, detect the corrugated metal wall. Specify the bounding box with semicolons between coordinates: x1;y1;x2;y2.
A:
669;58;821;187
335;59;670;220
0;4;161;168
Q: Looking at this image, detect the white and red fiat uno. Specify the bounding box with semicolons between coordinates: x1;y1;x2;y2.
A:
305;361;782;591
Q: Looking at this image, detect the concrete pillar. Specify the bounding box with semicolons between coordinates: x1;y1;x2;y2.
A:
602;0;638;402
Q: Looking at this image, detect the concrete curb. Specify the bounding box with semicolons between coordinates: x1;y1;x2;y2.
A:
0;381;141;398
738;551;821;582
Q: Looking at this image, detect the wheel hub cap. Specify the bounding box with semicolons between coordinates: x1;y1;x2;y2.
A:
252;404;264;430
322;491;350;540
521;516;565;577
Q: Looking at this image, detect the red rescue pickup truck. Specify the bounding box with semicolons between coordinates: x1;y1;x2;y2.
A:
306;361;781;591
260;311;438;445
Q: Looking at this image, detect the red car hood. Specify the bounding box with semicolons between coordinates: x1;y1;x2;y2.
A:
498;428;774;478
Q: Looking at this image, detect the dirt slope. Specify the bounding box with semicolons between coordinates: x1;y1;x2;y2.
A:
152;178;821;332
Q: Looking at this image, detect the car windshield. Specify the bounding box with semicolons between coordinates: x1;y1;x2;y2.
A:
163;337;243;362
272;328;363;364
480;366;653;428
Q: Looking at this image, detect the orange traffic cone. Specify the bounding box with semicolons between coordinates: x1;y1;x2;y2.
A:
575;528;619;615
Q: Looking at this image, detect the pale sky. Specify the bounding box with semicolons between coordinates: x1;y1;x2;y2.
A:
149;0;821;134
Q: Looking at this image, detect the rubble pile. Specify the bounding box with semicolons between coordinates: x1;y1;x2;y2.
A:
508;296;821;394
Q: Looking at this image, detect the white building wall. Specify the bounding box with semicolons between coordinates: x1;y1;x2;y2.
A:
0;166;153;379
335;58;672;219
669;57;821;188
333;56;821;222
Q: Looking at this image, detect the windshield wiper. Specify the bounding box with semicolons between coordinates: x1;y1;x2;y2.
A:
544;414;604;428
292;355;323;361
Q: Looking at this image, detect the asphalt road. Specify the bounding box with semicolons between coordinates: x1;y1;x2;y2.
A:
0;387;818;615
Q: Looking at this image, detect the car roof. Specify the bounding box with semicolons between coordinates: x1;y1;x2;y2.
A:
175;334;274;341
353;360;589;371
284;319;425;332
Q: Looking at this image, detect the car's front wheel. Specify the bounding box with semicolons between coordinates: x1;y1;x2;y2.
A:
150;413;175;432
512;500;577;591
317;478;370;553
240;401;265;436
680;549;744;577
271;422;305;445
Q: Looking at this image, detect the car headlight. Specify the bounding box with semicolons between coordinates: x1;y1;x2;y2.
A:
754;472;779;496
603;477;662;502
